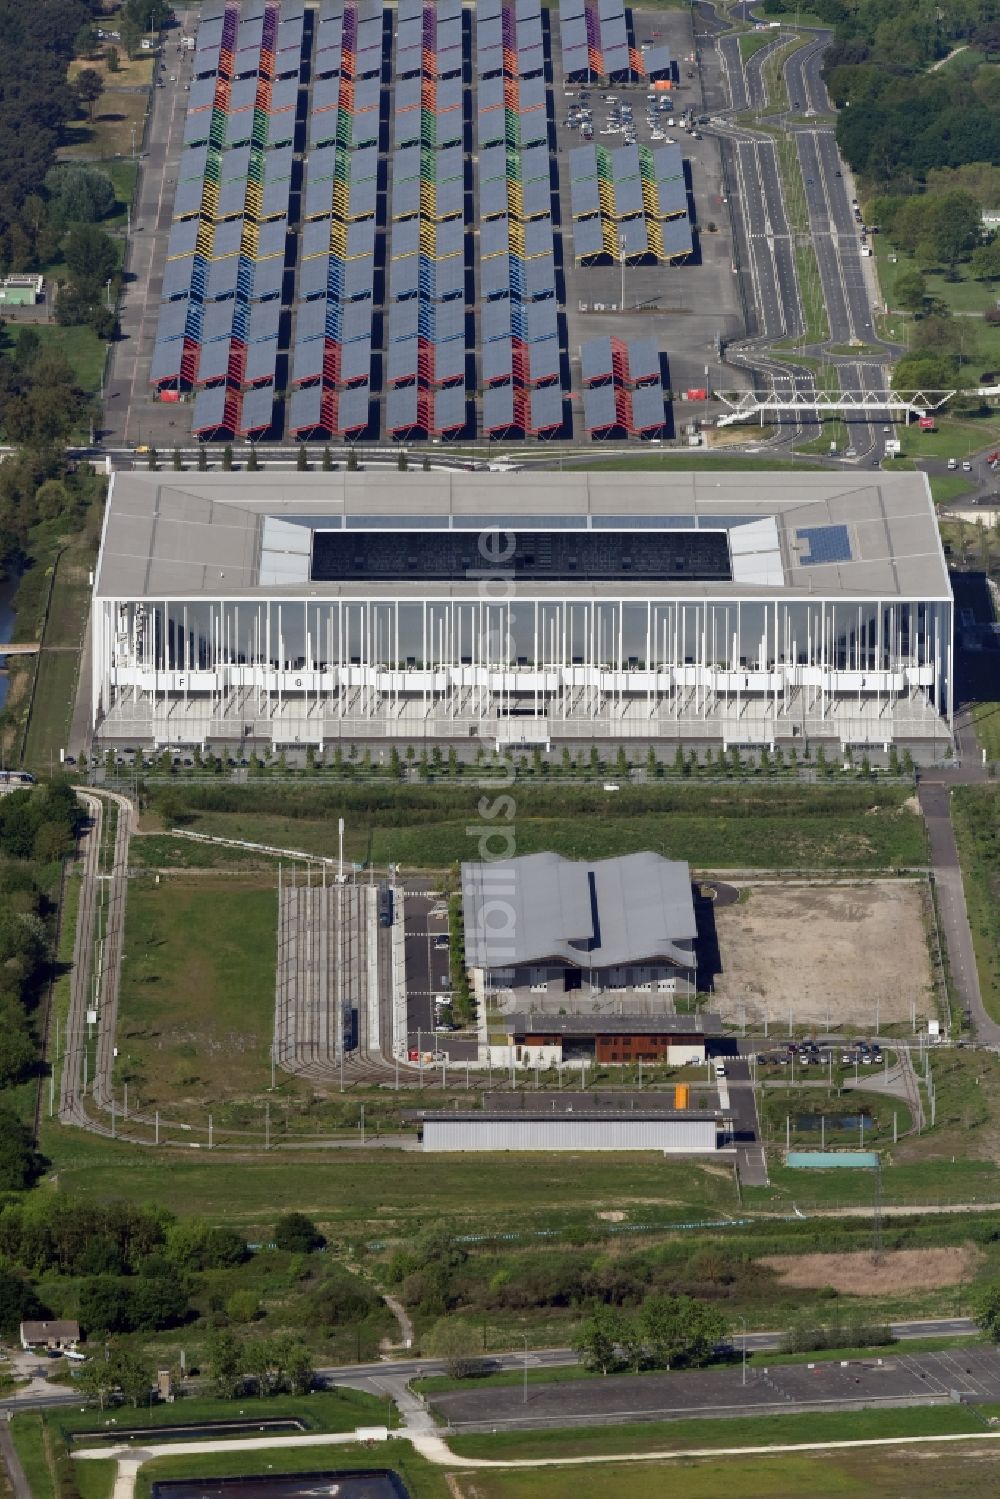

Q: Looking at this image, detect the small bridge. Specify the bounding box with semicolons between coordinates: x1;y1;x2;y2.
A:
0;643;40;657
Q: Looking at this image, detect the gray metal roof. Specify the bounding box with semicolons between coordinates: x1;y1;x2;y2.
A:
336;385;370;435
631;383;666;432
250;256;285;300
483;383;515;432
660;214;693;259
462;852;697;971
289;384;325;433
506;1013;722;1037
628;337;661;383
161;255;195;300
645;44;672;78
581;336;613;384
94;471;951;606
528;383;564;432
433;385;467;433
247;335;281;380
239;386;275;435
656;175;688;218
195;339;231;383
526;341;559;383
583;383;618;431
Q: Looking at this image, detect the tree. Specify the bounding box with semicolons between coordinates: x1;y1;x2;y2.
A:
74;68;104;123
285;1341;315;1394
0;1111;43;1190
62;224;117;292
222;444;233;471
640;1294;728;1370
78;1276;131;1336
893;268;927;313
0;1269;41;1338
573;1305;624;1375
891;352;959;391
971;239;1000;281
198;444;208;471
107;1346;153;1408
322;446;333;471
120;15;142;60
207;1327;243;1397
45;166;117;227
226;1289;262;1324
106;45;120;73
297;445;308;471
976;1282;1000;1341
273;1212;325;1254
346;444;359;471
129;1268;188;1330
247;445;260;471
427;1317;483;1378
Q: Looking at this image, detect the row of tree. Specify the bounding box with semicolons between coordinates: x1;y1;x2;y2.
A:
572;1296;730;1375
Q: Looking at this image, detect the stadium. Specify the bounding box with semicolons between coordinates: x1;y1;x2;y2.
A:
90;469;953;753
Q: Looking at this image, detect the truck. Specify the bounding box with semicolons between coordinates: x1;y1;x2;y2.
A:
917;416;936;431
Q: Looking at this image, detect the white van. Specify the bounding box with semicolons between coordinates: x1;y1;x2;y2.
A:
714;1061;726;1079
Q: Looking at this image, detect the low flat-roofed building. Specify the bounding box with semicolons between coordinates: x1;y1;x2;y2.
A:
421;1110;718;1152
463;851;698;1006
504;1010;723;1064
89;470;953;753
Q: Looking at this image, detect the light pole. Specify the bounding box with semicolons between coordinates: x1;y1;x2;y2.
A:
522;1334;529;1405
738;1315;747;1386
618;231;626;313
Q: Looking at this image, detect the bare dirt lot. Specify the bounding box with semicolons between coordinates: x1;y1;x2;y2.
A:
764;1246;983;1297
712;881;935;1029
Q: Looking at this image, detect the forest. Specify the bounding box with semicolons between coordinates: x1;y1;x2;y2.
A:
761;0;1000;185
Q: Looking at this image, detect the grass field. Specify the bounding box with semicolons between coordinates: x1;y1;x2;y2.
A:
10;1415;55;1499
23;541;98;769
145;784;928;873
116;874;277;1109
446;1403;990;1463
445;1447;1000;1499
40;1390;392;1443
30;324;106;400
59;86;149;162
967;703;1000;763
952;787;1000;1022
34;1127;737;1237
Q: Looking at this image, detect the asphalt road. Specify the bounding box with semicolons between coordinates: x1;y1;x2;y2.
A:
784;31;833;116
0;1319;979;1423
919;781;1000;1046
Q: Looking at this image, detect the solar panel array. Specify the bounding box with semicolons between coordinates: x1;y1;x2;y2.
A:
152;0;303;437
580;336;665;437
385;0;469;439
477;0;566;439
796;525;853;566
288;0;382;439
568;141;692;265
558;0;645;82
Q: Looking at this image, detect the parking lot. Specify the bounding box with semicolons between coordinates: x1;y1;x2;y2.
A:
553;5;745;410
432;1345;1000;1431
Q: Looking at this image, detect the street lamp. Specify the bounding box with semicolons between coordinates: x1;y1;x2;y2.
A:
738;1316;747;1386
618;231;627;313
522;1334;529;1405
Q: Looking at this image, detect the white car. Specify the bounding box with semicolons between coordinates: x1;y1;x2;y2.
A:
714;1061;727;1079
962;460;972;471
